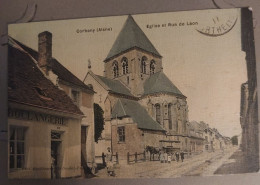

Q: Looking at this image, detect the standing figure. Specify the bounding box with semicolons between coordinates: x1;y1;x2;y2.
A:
167;153;172;163
159;150;164;163
106;147;115;176
164;151;168;163
175;151;180;162
180;151;185;162
51;151;56;179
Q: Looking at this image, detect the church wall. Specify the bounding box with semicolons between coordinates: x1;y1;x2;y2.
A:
111;118;144;160
104;48;162;96
140;94;188;136
143;130;165;148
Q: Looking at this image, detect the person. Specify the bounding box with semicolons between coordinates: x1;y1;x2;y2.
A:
105;147;115;176
167;153;172;163
51;151;56;179
164;151;168;163
175;151;179;162
180;151;185;162
159;150;164;163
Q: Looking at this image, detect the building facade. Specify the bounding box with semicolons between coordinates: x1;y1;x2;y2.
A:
8;31;95;178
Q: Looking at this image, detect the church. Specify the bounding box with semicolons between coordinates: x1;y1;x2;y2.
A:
84;15;191;159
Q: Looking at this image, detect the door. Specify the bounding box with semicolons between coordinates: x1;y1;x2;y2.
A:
51;132;62;179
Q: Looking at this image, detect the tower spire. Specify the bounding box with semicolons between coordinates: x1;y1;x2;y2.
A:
104;15;161;62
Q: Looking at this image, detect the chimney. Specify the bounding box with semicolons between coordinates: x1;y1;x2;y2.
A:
38;31;52;75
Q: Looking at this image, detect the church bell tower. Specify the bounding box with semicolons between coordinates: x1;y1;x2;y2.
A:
103;15;163;96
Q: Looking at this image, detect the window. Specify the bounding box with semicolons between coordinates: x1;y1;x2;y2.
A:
150;60;155;74
51;132;62;140
71;90;80;106
183;122;187;133
122;57;128;74
205;136;208;142
168;104;172;130
113;61;119;78
155;104;161;124
117;126;125;142
141;56;147;74
9;127;25;170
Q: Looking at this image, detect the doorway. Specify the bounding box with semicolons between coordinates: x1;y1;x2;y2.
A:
51;132;62;179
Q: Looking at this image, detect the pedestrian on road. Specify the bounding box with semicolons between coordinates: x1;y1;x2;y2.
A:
160;150;164;163
167;153;171;163
180;151;185;162
164;151;168;163
105;147;115;177
175;151;179;162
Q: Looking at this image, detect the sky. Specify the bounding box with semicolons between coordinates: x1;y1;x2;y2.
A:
8;8;247;137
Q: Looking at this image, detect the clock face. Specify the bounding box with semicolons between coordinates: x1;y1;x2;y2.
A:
196;12;238;37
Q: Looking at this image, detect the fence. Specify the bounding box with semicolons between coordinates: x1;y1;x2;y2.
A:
99;152;119;166
127;151;146;164
149;153;160;161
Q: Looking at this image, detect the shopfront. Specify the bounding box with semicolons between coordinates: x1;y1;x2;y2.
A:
8;105;82;179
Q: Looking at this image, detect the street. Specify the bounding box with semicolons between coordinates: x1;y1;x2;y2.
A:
94;147;241;178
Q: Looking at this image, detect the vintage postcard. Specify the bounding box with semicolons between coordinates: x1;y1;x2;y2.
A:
7;8;258;179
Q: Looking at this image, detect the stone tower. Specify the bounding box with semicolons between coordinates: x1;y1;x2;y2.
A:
103;15;163;96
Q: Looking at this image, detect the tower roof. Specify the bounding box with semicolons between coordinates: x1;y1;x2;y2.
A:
105;15;161;61
143;72;186;98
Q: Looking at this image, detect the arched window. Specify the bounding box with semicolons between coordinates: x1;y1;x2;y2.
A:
168;104;172;130
150;60;155;74
113;61;119;78
155;104;161;124
121;57;128;74
183;121;187;133
141;56;147;74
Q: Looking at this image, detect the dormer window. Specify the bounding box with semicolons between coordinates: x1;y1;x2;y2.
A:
34;86;52;101
122;57;128;74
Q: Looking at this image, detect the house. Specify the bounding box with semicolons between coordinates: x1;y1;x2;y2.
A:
8;32;95;178
188;121;204;153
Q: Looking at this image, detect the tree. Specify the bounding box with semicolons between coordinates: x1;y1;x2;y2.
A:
94;103;105;143
231;135;238;145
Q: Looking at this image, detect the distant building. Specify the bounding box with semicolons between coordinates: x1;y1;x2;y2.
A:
8;32;95;178
188;121;204;153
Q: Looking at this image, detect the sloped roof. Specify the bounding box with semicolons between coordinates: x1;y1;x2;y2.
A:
95;75;134;97
10;38;93;92
105;15;161;61
143;72;185;97
189;121;204;131
111;98;165;132
8;39;84;116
